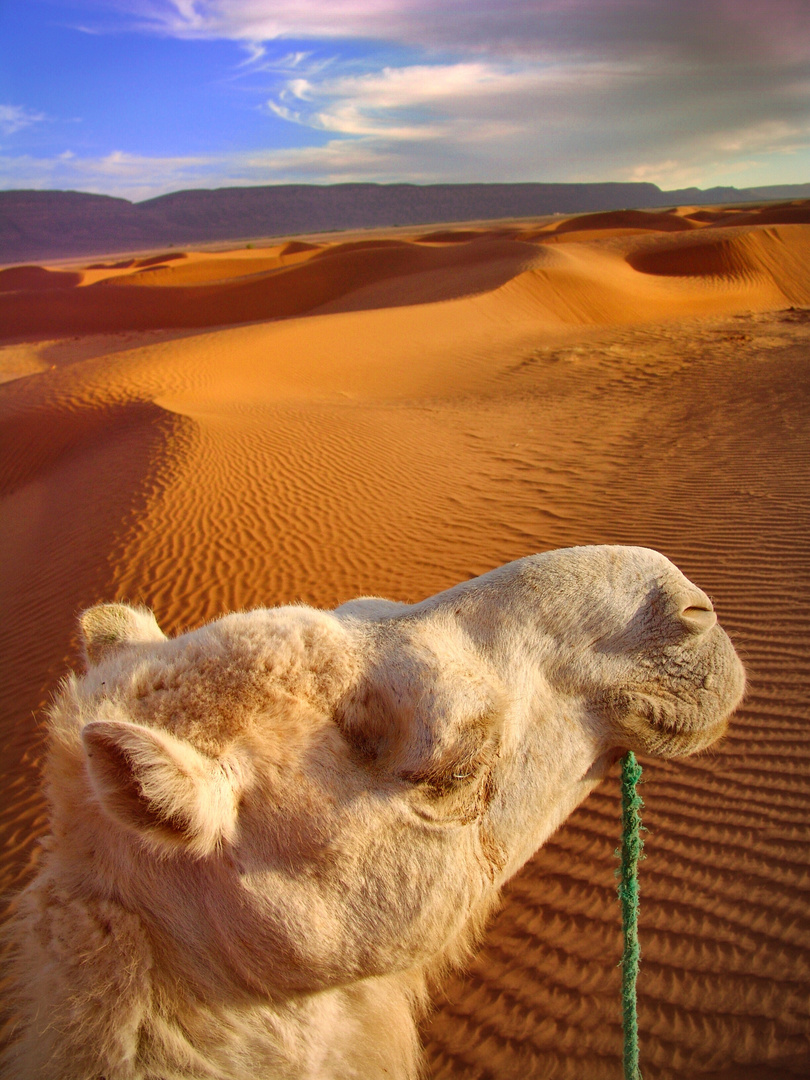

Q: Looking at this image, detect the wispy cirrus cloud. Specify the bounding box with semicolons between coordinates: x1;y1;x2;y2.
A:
0;104;47;137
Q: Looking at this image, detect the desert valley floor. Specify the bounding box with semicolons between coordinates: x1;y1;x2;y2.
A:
1;202;809;1078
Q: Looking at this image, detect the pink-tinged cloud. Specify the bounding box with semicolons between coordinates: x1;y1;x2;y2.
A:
118;0;810;63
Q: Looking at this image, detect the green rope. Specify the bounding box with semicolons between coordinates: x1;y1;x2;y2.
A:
618;751;645;1080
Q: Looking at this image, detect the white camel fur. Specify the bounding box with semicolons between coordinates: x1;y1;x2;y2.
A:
3;546;745;1079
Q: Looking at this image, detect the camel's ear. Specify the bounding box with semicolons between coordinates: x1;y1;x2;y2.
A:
79;603;166;666
81;720;241;857
339;629;506;823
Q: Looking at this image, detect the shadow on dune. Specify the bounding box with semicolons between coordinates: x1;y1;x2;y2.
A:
0;236;542;337
0;266;83;293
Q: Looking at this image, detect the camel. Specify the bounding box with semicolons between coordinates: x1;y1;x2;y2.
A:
2;546;745;1079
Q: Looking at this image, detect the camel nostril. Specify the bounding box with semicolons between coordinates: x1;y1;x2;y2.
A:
680;604;717;633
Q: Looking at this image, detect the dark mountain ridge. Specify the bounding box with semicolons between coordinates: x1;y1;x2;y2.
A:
2;181;809;264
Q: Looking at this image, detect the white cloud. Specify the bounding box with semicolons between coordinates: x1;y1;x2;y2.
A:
0;148;221;202
715;118;810;156
306;62;520;113
272;62;514;138
266;57;632;145
627;118;810;191
0;105;47;136
3;119;809;204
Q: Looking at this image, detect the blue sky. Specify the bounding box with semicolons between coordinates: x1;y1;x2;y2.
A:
1;0;809;201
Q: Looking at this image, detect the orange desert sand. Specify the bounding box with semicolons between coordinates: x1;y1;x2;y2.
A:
1;202;809;1078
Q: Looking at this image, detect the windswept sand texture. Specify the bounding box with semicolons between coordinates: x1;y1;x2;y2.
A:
1;201;809;1077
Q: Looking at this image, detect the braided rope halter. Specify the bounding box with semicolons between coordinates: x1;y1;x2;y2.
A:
618;751;644;1080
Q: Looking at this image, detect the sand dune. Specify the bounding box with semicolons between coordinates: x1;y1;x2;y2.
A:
1;201;809;1077
551;208;699;234
3;201;809;340
627;225;810;287
0;235;543;335
686;203;810;229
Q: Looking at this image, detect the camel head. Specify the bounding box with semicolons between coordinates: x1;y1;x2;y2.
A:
55;546;743;1001
335;544;745;878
